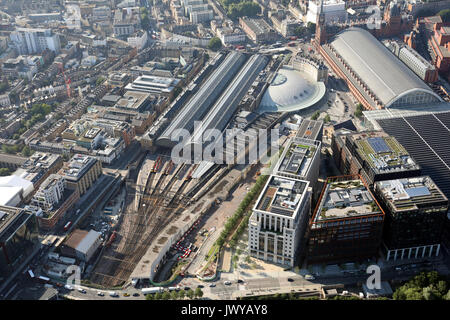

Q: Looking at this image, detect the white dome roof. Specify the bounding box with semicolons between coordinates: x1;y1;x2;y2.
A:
259;66;325;113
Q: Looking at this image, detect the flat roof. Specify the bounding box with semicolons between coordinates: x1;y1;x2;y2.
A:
60;154;97;180
275;137;320;179
313;177;383;224
375;176;448;212
350;131;419;174
254;175;309;218
295;119;323;140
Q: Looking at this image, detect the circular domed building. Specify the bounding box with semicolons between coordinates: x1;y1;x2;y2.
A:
258;57;327;114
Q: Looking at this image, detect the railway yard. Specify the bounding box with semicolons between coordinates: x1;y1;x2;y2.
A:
88;111;283;288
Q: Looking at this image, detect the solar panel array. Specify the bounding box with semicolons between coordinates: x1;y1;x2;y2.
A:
377;111;450;200
368;137;391;153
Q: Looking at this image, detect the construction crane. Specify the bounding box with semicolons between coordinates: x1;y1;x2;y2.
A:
57;62;72;98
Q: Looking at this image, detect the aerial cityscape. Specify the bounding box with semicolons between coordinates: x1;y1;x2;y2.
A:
1;0;450;305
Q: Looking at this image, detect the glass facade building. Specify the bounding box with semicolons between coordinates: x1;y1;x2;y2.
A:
0;206;39;283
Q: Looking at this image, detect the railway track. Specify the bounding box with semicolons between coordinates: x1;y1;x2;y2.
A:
90;157;188;287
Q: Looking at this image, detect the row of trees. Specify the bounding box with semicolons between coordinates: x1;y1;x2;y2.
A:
1;144;32;156
393;271;450;300
219;0;261;19
215;174;269;249
293;22;316;38
140;7;151;31
0;167;12;176
146;288;203;300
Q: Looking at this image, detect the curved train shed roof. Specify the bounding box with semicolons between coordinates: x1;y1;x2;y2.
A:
327;28;442;107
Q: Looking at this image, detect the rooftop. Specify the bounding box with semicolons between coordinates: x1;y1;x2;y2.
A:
324;27;442;107
275;137;320;179
350;131;419;174
375;176;448;212
255;175;309;218
0;206;23;237
115;91;150;111
60;154;97;180
313;177;383;223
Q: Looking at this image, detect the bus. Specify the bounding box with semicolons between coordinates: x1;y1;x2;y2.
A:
36;276;50;283
63;221;72;232
28;269;35;278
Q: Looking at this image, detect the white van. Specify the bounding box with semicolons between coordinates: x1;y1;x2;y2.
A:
109;291;118;297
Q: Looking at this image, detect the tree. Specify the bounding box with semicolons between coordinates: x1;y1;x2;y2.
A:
307;22;316;34
162;291;171;300
170;290;179;300
437;9;450;22
96;77;105;86
208;37;223;52
22;146;32;157
186;289;194;299
311;111;320;120
145;293;154;300
324;114;331;123
354;103;363;117
294;26;308;38
179;289;186;299
194;288;203;299
154;292;162;300
0;168;12;176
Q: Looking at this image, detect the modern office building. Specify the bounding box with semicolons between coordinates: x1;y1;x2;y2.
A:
374;176;448;261
124;75;180;96
273;137;321;189
248;175;312;267
319;27;442;110
332;130;421;186
10;28;61;55
0;206;40;287
306;175;385;264
365;110;450;254
59;155;102;196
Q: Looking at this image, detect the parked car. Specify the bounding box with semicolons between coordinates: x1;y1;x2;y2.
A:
224;281;232;285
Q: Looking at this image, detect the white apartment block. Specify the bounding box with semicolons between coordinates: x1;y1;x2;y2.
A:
127;31;148;50
306;0;347;24
248;175;311;267
217;27;246;45
10;28;61;55
190;10;214;23
31;174;66;211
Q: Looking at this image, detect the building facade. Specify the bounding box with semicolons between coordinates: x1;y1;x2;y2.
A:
0;206;39;288
306;175;385;264
374;176;448;261
59;155;102;196
249;175;311;267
